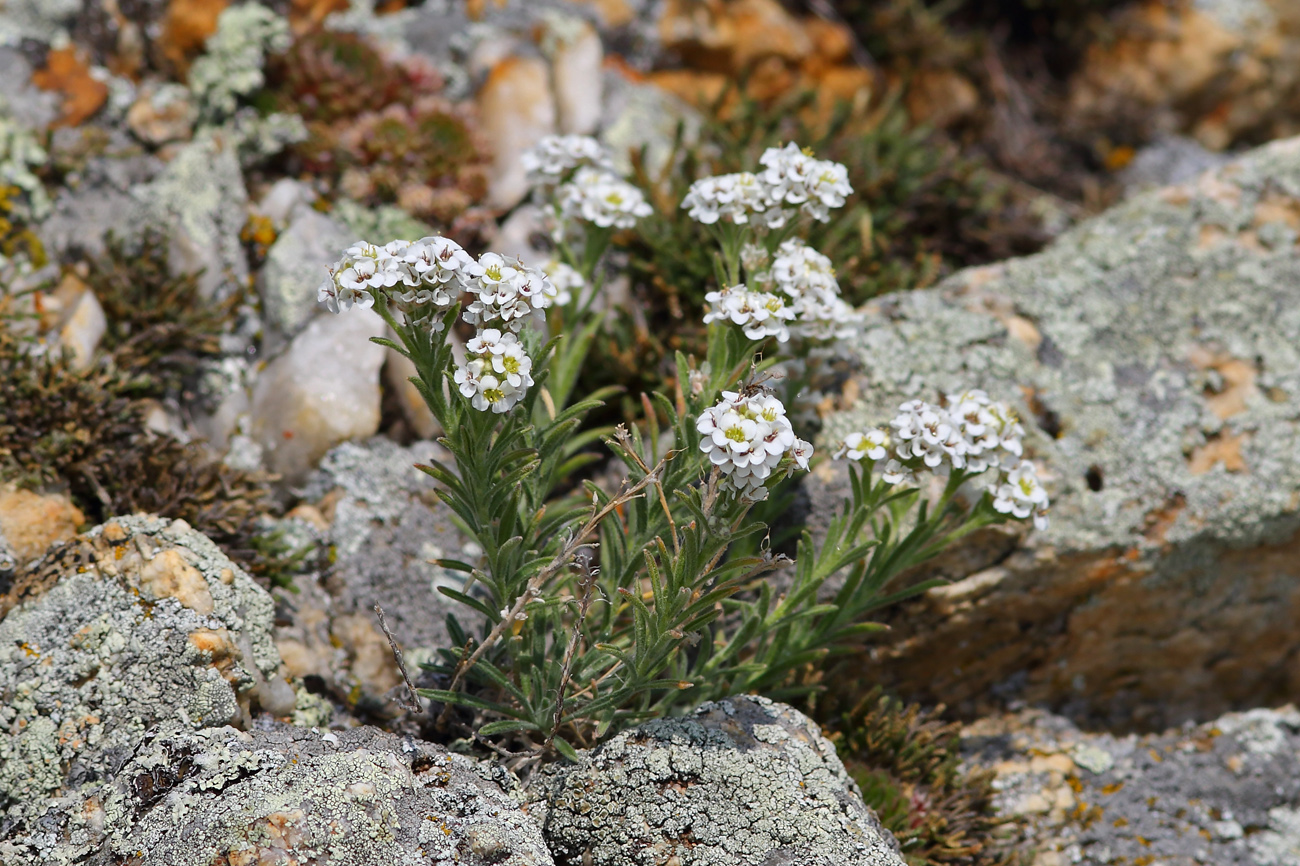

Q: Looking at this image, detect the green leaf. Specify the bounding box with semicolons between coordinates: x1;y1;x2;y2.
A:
478;719;541;736
552;736;582;763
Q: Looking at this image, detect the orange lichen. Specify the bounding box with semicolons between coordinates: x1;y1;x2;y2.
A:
32;48;109;128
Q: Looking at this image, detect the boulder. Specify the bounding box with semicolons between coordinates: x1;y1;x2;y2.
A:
1;722;553;866
964;704;1300;866
0;515;294;858
825;136;1300;729
531;695;904;866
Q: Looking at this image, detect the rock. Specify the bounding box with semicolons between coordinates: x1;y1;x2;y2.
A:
258;203;353;339
601;65;700;177
658;0;812;72
531;695;904;866
0;486;83;571
543;13;603;135
479;54;557;210
275;438;472;709
964;705;1300;866
2;721;553;866
256;176;315;225
1120;134;1233;194
1067;0;1300;151
53;279;107;369
130;130;249;300
247;309;387;483
125;81;197;146
0;515;292;858
39;145;163;261
825;136;1300;730
0;47;61;130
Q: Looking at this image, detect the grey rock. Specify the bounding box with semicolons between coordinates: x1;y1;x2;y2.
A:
258;203;353;339
0;48;59;129
39;147;163;260
1120;135;1233;194
0;515;289;860
600;66;701;178
531;695;903;866
299;437;474;654
964;705;1300;866
2;721;553;866
130;130;249;300
825;135;1300;729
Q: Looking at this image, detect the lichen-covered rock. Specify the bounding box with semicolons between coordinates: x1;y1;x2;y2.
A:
531;695;903;866
825;135;1300;729
258;202;353;339
2;722;553;866
130;130;249;300
276;438;472;710
0;515;294;861
964;705;1300;866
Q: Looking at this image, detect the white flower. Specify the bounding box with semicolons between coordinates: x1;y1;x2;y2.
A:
702;284;797;342
454;357;527;414
880;459;915;486
696;389;805;498
522;134;613;187
466;328;535;390
837;429;889;462
992;461;1050;527
681;171;786;227
791;438;814;470
759;143;852;222
943;389;1026;472
771;238;839;300
463;252;557;331
556;167;653;230
543;259;586;306
318;241;405;313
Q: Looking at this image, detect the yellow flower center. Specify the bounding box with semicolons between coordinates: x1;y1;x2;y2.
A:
501;356;520;374
724;426;748;443
484;388;505;404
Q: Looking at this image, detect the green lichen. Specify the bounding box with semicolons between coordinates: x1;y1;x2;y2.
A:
189;2;291;123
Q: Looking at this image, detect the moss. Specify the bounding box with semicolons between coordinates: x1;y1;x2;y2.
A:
89;230;231;397
0;292;297;587
817;689;1018;866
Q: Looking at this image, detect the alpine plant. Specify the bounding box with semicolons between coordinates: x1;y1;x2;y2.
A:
314;137;1051;763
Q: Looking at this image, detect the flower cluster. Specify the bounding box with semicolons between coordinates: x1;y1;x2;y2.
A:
681;144;853;228
524;135;653;234
719;238;860;343
544;258;586;307
556;166;653;230
759;143;853;223
697;389;812;499
835;390;1048;528
702;284;797;342
522;134;614;187
321;236;552;413
455;329;535;414
462;252;559;332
